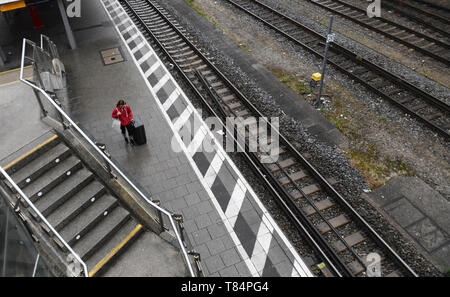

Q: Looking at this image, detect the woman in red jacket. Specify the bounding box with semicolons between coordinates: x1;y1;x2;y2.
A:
112;99;135;144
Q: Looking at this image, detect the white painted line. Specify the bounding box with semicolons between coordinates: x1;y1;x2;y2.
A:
137;51;153;65
145;62;161;77
173;107;193;132
292;261;304;277
162;89;180;111
216;149;226;161
256;231;273;255
100;0;313;277
261;214;275;234
251;252;267;274
131;41;146;54
114;10;126;19
152;73;170;93
186;127;206;157
110;2;121;12
225;183;246;226
236;178;247;194
256;221;271;239
203;153;223;188
210;152;223;174
126;32;140;44
121;24;134;35
117;18;131;29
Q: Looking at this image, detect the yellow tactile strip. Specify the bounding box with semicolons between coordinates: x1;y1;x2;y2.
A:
2;134;59;171
89;224;143;277
0;65;33;87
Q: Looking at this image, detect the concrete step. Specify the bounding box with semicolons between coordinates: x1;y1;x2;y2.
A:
10;142;71;188
23;155;83;202
59;193;118;245
34;168;95;217
87;219;143;276
71;207;131;261
46;180;106;231
3;134;61;176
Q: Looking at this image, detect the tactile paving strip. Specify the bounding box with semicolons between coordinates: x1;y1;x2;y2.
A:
100;0;313;277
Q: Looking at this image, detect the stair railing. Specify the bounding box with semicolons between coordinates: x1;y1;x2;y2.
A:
20;36;200;277
0;167;88;277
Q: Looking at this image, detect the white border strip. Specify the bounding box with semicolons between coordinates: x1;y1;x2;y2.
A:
100;0;312;277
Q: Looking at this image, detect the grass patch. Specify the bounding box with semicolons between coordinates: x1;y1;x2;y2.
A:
185;0;207;17
346;146;414;189
239;43;251;53
267;69;416;190
325;113;348;132
270;68;313;96
280;76;293;83
445;267;450;277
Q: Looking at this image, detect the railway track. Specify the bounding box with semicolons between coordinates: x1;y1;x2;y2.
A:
302;0;450;64
390;0;450;23
382;0;450;39
225;0;450;140
120;0;418;277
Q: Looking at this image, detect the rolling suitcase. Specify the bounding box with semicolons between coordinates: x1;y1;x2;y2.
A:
131;118;147;145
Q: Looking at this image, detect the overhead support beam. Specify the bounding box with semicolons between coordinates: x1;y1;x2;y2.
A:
0;0;26;12
56;0;76;50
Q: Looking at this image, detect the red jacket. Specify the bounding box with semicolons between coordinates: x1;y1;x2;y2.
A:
112;105;133;126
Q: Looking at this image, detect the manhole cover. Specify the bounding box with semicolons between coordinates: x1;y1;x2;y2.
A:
100;47;124;65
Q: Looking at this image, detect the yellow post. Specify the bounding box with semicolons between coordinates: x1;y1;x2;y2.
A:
311;72;322;81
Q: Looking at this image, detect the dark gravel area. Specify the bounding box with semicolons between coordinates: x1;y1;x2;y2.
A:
146;0;443;276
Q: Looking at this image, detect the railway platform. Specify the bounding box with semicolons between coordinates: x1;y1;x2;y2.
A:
62;0;312;277
4;0;445;278
1;0;314;277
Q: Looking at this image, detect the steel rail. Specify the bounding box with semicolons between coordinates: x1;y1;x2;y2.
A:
392;0;450;23
225;0;449;139
381;1;450;38
304;0;450;64
123;0;418;276
19;37;197;277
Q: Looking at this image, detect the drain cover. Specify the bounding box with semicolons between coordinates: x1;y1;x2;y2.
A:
100;47;124;65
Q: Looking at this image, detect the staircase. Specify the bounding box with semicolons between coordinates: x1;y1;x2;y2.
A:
2;133;144;276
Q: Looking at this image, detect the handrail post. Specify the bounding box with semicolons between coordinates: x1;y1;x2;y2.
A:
32;88;48;117
13;193;22;212
53;97;67;129
172;214;185;246
188;251;203;277
154;200;165;232
95;143;114;179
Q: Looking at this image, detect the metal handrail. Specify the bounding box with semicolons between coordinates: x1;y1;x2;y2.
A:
0;166;89;277
20;36;197;277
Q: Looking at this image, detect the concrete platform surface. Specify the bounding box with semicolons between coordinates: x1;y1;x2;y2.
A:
101;231;189;277
45;0;314;277
367;176;450;271
0;70;52;165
